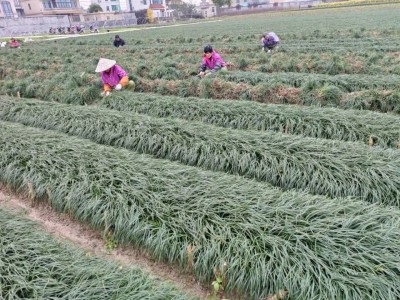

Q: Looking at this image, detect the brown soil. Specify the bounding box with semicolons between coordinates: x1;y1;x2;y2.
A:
0;185;211;300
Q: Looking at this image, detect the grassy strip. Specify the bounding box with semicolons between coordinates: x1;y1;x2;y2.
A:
100;92;400;149
1;97;399;206
218;71;400;92
0;208;194;300
0;121;400;299
3;66;400;112
131;78;400;112
317;0;400;9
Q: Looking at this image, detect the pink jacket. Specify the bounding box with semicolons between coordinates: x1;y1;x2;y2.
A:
199;51;225;72
101;65;127;86
10;40;20;47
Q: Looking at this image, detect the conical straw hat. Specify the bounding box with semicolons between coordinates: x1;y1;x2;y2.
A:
95;58;116;72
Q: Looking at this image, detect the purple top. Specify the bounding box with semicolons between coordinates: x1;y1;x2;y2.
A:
202;51;225;71
101;65;127;86
262;32;280;47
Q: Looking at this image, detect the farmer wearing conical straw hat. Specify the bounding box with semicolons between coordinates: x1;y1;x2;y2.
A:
95;58;129;96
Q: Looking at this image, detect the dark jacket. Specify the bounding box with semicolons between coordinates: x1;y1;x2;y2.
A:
114;38;125;47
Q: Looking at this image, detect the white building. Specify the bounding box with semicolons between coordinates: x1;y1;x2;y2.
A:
87;0;172;15
79;0;92;9
92;0;122;12
88;0;155;12
198;0;216;17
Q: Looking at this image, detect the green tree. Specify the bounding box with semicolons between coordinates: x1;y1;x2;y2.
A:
212;0;231;7
135;9;148;24
169;3;197;17
88;3;103;13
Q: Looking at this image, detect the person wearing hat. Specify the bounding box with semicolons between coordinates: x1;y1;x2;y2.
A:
261;32;280;53
197;45;227;78
95;58;129;96
113;35;125;47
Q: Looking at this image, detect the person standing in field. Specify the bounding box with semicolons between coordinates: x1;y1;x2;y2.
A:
95;58;129;96
261;32;280;53
197;45;227;78
113;35;125;47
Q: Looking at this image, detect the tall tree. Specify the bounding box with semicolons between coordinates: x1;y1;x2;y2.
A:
212;0;231;7
88;3;103;13
169;3;197;17
135;9;148;24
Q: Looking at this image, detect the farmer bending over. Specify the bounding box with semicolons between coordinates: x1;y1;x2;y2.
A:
113;35;125;47
10;38;21;48
95;58;128;96
261;32;280;53
198;45;227;78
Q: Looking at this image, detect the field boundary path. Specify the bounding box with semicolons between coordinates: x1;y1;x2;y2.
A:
12;19;224;41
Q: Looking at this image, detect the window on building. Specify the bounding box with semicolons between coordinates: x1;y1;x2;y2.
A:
152;0;162;4
43;0;76;9
28;3;31;9
1;1;13;17
106;5;109;10
111;4;118;10
211;6;214;12
142;0;147;4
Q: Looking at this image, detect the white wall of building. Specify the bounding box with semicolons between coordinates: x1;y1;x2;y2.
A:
95;0;122;12
79;0;92;9
119;0;128;11
130;0;148;11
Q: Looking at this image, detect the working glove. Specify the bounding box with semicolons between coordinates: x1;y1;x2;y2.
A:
115;84;122;91
100;91;111;97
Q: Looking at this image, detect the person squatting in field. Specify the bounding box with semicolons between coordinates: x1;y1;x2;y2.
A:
261;32;280;52
198;45;227;78
95;58;129;96
113;35;125;47
10;38;21;48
